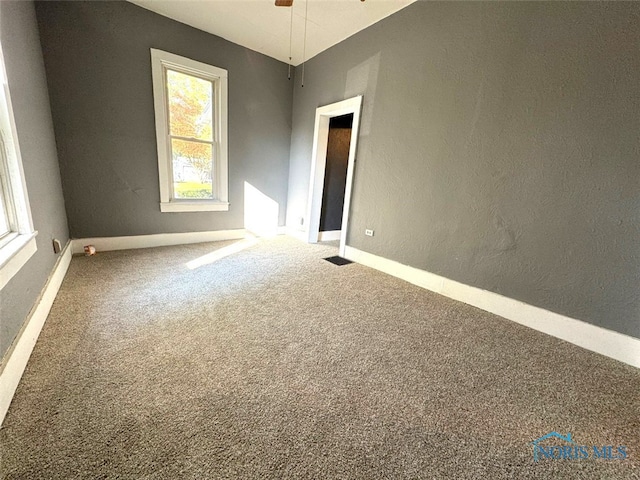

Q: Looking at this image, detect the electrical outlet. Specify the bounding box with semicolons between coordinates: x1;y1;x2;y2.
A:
365;229;374;237
52;238;62;254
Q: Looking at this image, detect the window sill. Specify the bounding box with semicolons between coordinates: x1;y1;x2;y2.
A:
160;201;230;213
0;232;38;290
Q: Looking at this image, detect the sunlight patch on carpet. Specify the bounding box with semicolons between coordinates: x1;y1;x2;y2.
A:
186;237;259;269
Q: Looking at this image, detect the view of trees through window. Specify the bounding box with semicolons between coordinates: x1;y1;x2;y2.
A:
167;69;214;199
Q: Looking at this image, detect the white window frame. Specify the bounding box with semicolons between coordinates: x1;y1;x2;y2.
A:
0;41;37;291
151;49;229;213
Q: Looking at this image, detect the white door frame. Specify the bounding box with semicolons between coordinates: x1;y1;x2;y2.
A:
305;95;363;257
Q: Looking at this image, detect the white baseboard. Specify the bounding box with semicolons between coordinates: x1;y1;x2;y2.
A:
0;241;73;426
344;246;640;369
318;230;341;242
70;229;248;254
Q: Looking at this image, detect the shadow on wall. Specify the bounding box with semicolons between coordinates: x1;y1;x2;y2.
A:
344;52;380;137
244;181;279;237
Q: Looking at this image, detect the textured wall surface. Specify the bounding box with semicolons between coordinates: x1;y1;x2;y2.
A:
0;1;69;359
287;1;640;339
36;1;293;238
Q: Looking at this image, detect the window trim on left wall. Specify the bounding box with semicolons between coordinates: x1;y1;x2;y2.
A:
0;41;37;291
150;49;229;213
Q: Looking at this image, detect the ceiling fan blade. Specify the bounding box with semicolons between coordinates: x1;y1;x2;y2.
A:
275;0;293;6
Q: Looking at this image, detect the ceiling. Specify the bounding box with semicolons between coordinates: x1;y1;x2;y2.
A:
129;0;417;66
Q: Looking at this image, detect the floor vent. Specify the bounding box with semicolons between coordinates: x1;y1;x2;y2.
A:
324;256;353;266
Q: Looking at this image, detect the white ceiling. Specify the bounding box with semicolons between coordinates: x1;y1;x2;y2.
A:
129;0;417;66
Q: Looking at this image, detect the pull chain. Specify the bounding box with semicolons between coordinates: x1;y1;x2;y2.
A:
288;4;293;80
302;0;308;87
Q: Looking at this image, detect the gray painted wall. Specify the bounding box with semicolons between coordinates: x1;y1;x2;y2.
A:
0;1;69;359
35;1;293;238
287;1;640;339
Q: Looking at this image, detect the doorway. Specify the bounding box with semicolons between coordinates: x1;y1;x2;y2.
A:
306;96;362;257
318;113;353;242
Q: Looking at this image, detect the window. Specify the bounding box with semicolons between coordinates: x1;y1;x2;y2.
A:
0;42;37;291
151;49;229;212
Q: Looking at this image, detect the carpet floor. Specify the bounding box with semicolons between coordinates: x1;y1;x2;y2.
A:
1;236;639;479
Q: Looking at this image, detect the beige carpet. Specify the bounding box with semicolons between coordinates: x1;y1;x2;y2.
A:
1;236;639;479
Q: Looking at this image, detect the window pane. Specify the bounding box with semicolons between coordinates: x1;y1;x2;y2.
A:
171;139;213;199
167;69;213;141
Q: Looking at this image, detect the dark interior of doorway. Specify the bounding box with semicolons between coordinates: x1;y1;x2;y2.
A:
319;113;354;233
